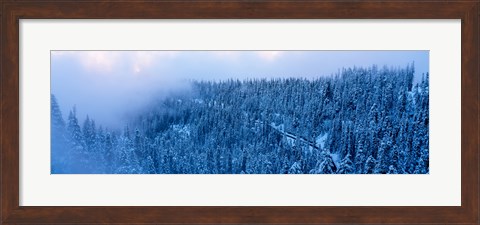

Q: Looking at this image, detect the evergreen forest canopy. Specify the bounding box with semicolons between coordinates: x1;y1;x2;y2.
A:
51;64;429;174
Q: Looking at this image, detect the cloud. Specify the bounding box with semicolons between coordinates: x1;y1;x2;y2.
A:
131;51;178;74
257;51;283;62
51;51;120;74
79;51;121;73
52;51;181;75
212;51;240;58
51;51;70;56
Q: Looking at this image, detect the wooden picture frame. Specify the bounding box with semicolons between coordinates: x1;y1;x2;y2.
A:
1;1;478;224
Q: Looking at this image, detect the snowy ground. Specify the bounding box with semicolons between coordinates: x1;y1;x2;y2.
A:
268;122;332;154
330;152;341;168
316;133;328;149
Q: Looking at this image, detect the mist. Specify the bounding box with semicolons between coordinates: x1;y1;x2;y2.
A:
51;50;429;130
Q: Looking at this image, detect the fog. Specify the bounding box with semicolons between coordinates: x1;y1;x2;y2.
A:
51;50;429;130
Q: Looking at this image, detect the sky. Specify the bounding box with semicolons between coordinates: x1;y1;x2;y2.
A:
51;50;429;130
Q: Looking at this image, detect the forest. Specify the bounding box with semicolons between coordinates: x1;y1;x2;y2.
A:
51;64;429;174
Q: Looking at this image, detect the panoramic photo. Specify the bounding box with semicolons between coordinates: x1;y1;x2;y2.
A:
51;50;429;174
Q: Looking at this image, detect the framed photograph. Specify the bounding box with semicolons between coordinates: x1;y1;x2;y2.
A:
1;1;478;224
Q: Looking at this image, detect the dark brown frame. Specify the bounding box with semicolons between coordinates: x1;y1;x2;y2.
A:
1;1;478;224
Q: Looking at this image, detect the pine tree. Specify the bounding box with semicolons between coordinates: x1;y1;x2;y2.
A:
337;153;354;174
288;161;303;174
388;165;398;174
83;116;96;151
364;155;376;174
51;94;65;131
354;140;366;173
51;94;69;173
311;151;336;174
67;106;84;149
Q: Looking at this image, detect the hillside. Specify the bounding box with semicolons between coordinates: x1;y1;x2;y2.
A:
51;65;429;174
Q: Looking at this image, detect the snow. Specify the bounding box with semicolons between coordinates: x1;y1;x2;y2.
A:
285;135;296;146
316;133;328;149
51;64;429;174
269;122;321;153
330;153;341;168
270;122;284;132
171;124;191;137
193;98;204;104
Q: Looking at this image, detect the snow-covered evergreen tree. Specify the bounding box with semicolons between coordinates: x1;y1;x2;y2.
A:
51;64;429;174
